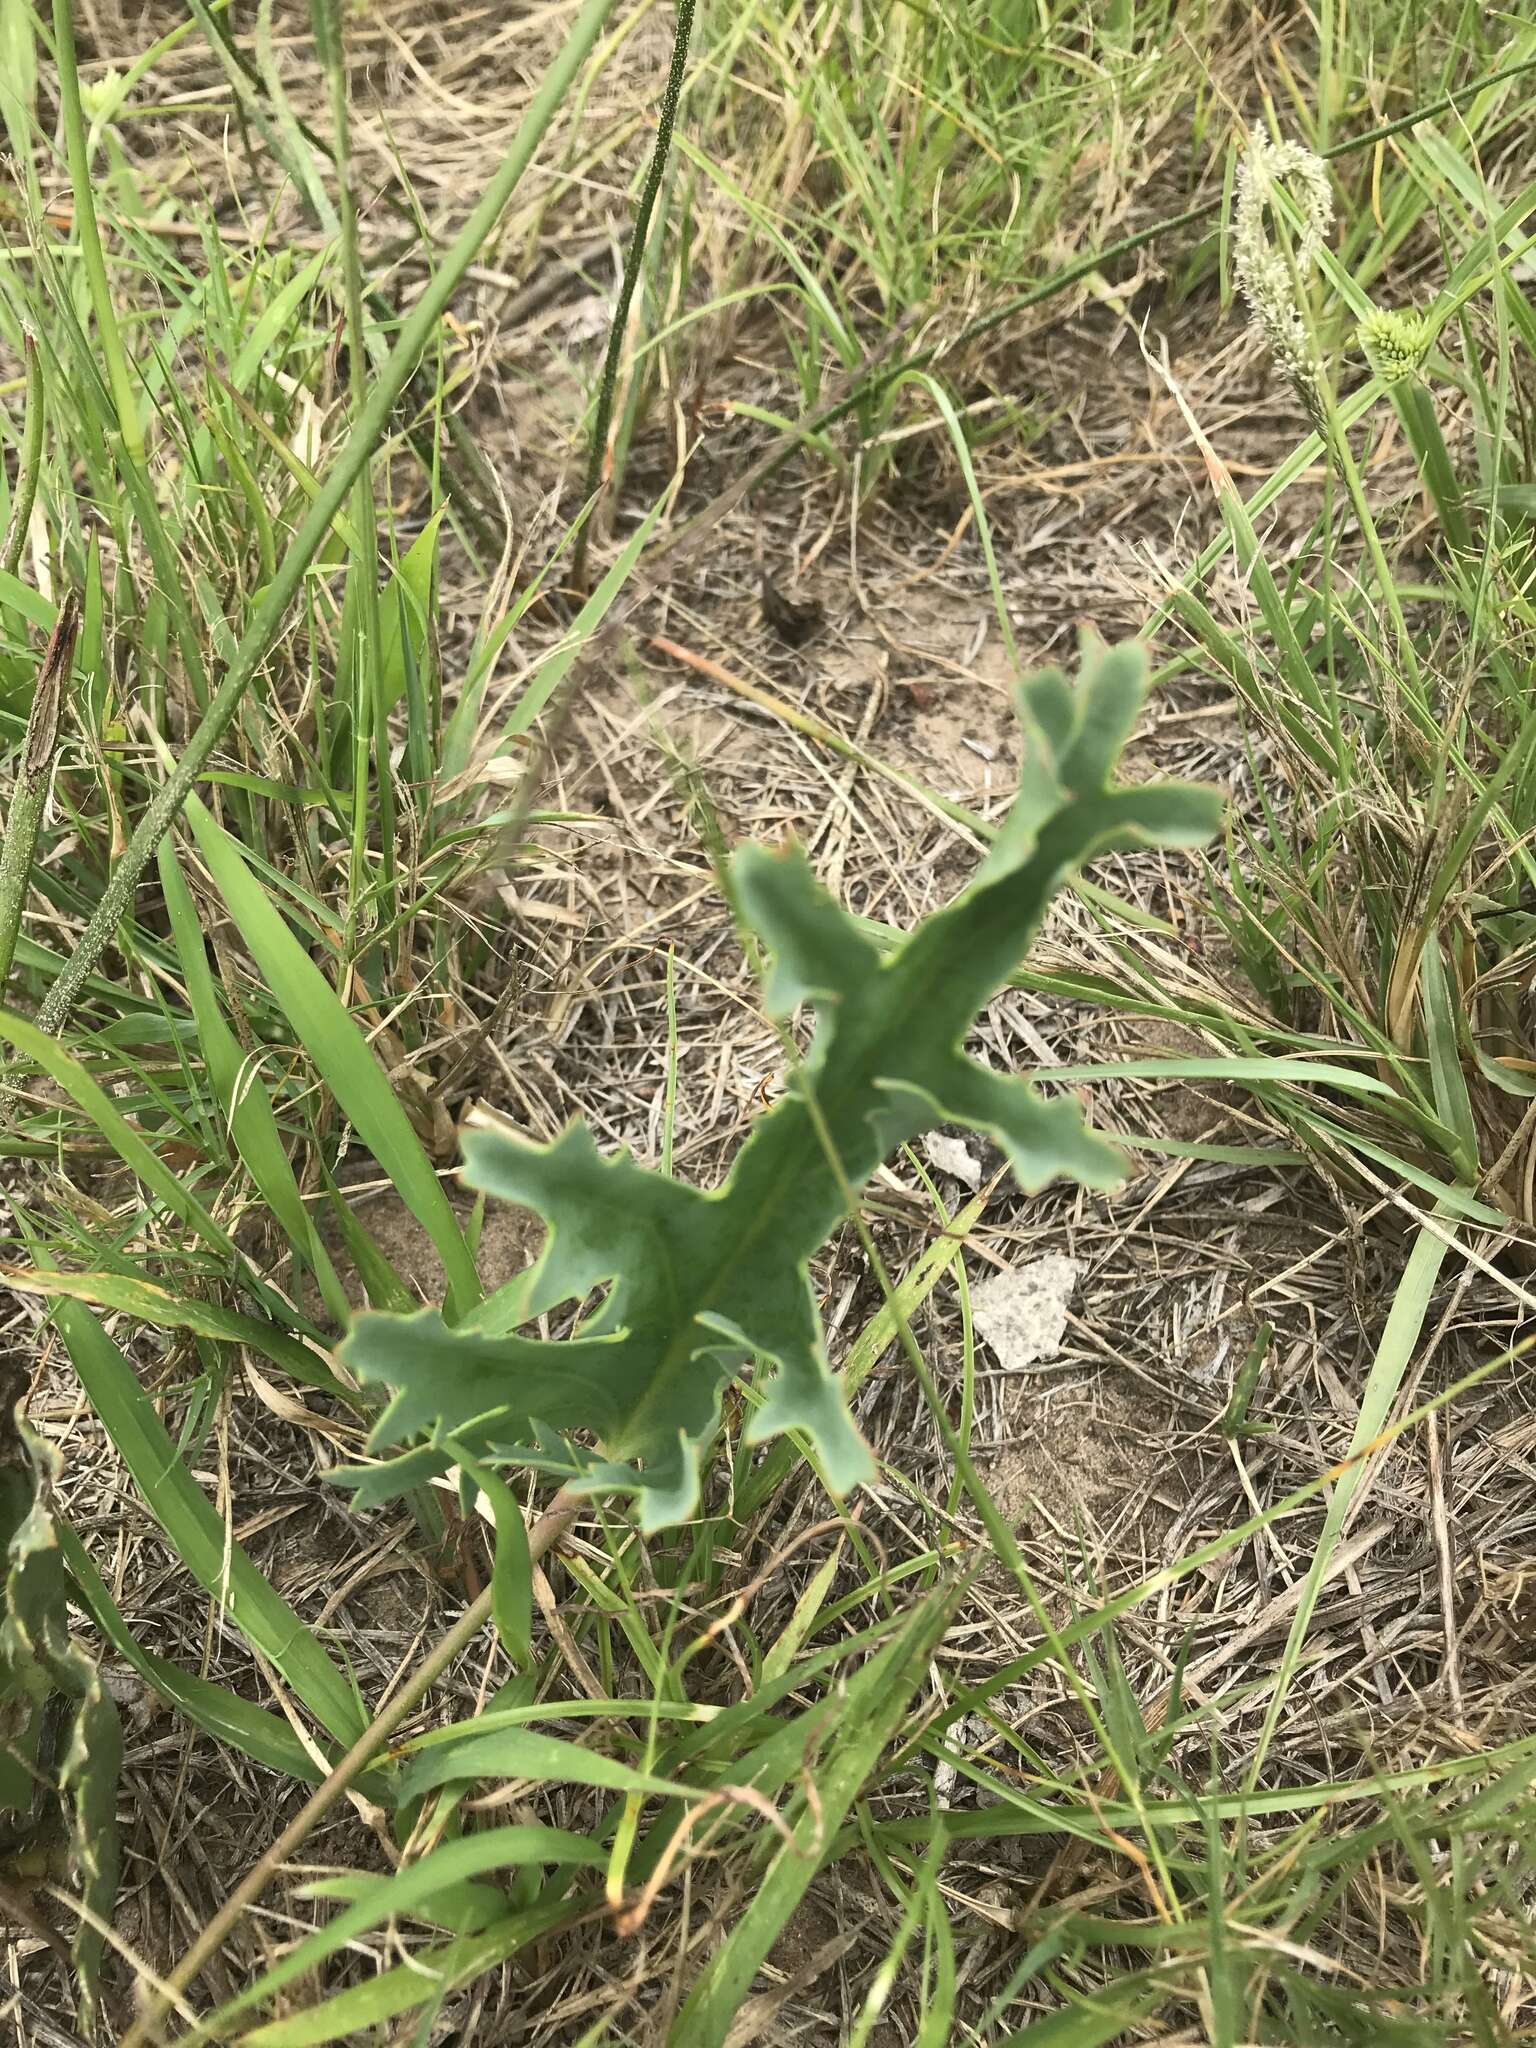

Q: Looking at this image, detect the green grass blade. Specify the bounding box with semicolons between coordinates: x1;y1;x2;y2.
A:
400;1727;695;1805
50;1299;368;1749
1418;938;1480;1180
9;1267;342;1395
998;1991;1162;2045
670;1582;959;2045
158;839;351;1326
34;0;626;1034
203;1827;602;2031
181;790;479;1319
59;1524;341;1786
0;1005;246;1273
232;1904;577;2046
498;498;663;744
455;1454;533;1666
1245;1220;1452;1787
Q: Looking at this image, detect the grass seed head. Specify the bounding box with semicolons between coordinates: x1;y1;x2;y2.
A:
1234;131;1334;422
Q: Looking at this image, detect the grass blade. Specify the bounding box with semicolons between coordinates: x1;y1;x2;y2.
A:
181;790;479;1319
1245;1220;1452;1788
0;592;77;992
158;838;351;1326
202;1827;602;2031
34;0;625;1033
670;1582;959;2045
60;1525;347;1786
49;1298;369;1750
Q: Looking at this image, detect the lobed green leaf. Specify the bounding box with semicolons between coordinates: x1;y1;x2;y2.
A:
341;641;1222;1528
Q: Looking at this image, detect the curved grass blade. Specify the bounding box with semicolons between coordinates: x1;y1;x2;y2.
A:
10;1268;343;1396
202;1826;603;2033
49;1299;368;1751
158;839;351;1327
59;1526;350;1788
180;791;479;1320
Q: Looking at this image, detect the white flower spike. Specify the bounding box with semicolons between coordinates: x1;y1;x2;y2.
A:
1234;131;1334;422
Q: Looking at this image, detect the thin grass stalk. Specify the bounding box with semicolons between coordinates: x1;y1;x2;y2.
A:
50;0;214;720
49;0;144;465
1320;384;1428;718
312;0;394;931
0;332;43;580
34;0;622;1039
573;0;697;586
0;592;78;992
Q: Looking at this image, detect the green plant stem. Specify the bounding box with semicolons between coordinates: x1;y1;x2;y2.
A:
0;594;78;995
123;1494;578;2048
50;0;144;465
33;0;621;1041
313;0;393;929
1274;186;1427;722
573;0;696;587
0;333;43;581
1324;405;1427;711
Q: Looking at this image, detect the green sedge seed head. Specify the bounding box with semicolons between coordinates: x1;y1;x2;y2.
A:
79;69;128;126
1358;308;1430;385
